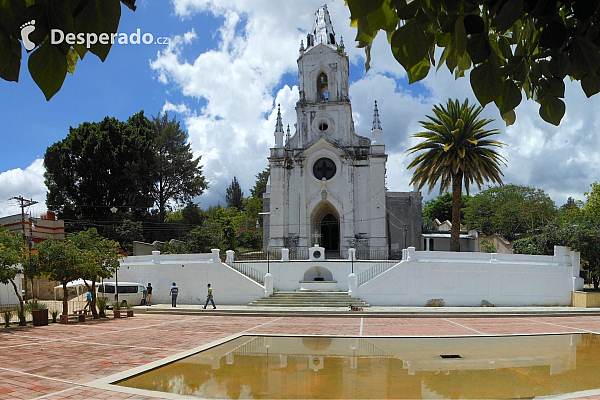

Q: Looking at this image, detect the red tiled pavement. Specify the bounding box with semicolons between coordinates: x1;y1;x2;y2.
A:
1;313;600;399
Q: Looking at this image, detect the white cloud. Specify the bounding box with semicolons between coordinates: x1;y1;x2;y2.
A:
151;0;600;210
0;159;47;217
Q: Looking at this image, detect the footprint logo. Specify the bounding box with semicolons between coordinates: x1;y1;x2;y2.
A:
20;20;36;51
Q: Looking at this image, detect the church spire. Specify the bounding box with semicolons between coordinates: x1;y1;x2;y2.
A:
306;5;336;49
372;100;383;145
274;104;284;148
372;100;382;131
286;124;291;148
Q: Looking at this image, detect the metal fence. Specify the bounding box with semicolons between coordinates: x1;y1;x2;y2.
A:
228;262;265;284
235;248;402;261
357;260;401;286
0;300;89;324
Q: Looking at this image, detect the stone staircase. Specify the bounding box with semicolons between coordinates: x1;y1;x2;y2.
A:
248;290;369;308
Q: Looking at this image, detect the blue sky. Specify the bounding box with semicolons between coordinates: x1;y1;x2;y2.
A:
1;0;599;218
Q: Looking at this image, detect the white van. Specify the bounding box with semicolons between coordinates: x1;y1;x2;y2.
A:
97;282;146;307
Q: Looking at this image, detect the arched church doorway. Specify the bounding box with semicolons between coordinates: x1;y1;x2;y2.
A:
320;213;339;252
311;202;341;258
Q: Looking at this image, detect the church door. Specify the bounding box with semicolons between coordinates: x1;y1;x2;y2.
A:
320;213;340;253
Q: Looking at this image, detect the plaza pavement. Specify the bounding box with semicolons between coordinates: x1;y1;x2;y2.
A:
1;305;600;399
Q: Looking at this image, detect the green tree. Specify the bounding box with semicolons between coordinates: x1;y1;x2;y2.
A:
514;183;600;288
407;99;506;251
69;229;122;318
583;181;600;217
0;227;27;325
250;167;270;199
423;192;470;224
0;0;136;100
345;0;600;125
226;177;244;211
463;184;556;241
114;219;144;254
37;238;87;316
44;111;157;227
151;112;208;223
181;202;204;227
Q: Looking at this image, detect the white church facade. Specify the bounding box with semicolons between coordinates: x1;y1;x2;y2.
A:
262;5;422;258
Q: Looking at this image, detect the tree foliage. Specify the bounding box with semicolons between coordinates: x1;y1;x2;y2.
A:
345;0;600;125
0;226;27;325
69;228;122;318
0;0;136;100
250;167;270;199
151;112;208;223
36;237;87;315
226;177;244;211
423;192;470;223
513;182;600;288
463;184;556;240
44;111;157;225
407;98;505;251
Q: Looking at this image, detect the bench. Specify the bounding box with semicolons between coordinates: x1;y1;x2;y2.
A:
59;310;86;324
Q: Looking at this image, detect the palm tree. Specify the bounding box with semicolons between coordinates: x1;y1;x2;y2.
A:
407;99;506;251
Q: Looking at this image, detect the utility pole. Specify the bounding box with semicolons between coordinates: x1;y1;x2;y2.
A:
10;196;38;249
10;196;38;301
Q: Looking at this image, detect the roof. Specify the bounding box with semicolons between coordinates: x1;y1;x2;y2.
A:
53;279;99;289
422;233;477;240
306;5;336;49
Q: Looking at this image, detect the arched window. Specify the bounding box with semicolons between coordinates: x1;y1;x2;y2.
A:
317;73;328;102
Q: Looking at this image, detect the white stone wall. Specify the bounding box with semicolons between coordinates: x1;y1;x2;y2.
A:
357;246;583;306
117;247;582;307
0;272;22;305
235;260;382;292
118;253;264;305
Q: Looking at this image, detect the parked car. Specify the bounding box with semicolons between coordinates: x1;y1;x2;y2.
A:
97;282;146;307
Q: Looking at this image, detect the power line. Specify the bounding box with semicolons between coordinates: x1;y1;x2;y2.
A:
9;196;38;249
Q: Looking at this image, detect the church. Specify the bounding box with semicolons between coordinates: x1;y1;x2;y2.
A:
262;5;422;259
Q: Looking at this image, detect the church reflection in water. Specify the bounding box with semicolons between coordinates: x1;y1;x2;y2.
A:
117;333;600;399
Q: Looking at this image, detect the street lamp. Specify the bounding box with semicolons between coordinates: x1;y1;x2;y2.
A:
111;206;119;303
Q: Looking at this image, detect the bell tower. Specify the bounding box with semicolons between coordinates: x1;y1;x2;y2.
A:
264;5;394;258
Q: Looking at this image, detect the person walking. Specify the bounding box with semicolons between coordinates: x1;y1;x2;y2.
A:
170;282;179;307
203;283;216;309
146;283;153;306
83;290;92;312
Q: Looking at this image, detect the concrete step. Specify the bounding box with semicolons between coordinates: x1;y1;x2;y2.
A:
248;291;369;308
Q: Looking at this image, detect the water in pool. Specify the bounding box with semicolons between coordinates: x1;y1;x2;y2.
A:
117;333;600;399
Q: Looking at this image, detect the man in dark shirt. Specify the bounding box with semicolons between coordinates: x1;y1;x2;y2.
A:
146;283;153;306
170;282;179;307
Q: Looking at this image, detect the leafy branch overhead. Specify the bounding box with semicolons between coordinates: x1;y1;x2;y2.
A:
0;0;136;100
345;0;600;125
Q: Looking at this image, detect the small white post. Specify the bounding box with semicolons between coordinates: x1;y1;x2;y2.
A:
211;249;220;263
281;248;289;262
152;250;160;264
348;272;358;298
226;250;235;264
264;273;274;297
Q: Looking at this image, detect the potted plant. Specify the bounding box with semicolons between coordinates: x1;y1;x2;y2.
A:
112;300;122;318
2;309;13;328
124;301;134;317
15;304;31;325
29;300;48;326
50;309;59;323
97;296;108;318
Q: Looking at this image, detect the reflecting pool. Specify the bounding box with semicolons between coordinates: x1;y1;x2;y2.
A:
117;333;600;399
